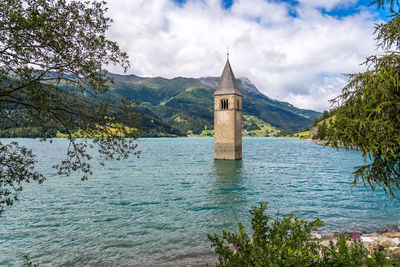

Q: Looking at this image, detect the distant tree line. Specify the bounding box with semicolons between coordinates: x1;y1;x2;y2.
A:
311;108;337;127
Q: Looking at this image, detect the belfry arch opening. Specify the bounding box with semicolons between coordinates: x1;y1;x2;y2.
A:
220;99;228;110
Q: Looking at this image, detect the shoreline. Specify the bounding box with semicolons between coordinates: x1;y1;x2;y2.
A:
311;230;400;257
157;228;400;266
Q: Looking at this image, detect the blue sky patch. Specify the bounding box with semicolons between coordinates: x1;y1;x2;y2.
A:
171;0;392;21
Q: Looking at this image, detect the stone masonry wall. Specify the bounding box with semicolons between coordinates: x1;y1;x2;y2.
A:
214;94;242;160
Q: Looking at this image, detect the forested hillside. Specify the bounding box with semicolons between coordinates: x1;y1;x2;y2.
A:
104;72;321;135
0;72;321;137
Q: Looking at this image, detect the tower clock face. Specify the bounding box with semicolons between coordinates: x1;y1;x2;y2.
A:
217;111;229;123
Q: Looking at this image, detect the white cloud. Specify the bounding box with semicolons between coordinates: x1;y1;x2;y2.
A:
297;0;358;11
105;0;380;111
231;0;289;24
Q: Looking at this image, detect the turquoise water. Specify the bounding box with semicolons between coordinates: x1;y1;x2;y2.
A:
0;137;399;266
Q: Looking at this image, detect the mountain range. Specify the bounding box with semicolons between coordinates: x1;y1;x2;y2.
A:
105;72;321;136
0;72;321;138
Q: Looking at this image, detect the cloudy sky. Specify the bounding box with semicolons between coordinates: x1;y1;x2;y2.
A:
105;0;387;111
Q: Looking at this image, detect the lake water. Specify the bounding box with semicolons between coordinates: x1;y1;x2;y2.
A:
1;138;399;266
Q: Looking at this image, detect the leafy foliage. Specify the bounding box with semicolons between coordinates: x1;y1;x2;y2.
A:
208;202;400;267
0;142;44;214
208;202;323;266
311;109;336;128
313;121;328;140
320;235;400;267
325;0;400;197
0;0;139;213
23;254;37;267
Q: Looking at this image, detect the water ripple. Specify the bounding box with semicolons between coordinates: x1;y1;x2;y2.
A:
0;137;399;266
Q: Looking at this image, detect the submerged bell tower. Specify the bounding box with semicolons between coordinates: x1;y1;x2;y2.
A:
214;57;242;160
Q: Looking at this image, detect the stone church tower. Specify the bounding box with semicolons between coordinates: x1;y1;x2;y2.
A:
214;59;242;160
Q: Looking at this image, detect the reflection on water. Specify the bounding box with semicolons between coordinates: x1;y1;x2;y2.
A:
209;160;247;225
1;138;399;266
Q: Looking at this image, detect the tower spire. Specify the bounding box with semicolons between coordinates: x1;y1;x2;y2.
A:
226;47;229;60
214;57;242;96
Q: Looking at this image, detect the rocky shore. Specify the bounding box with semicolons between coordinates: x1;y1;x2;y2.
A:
299;137;359;150
311;230;400;257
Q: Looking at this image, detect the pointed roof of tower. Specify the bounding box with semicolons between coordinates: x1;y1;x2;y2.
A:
214;59;242;96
